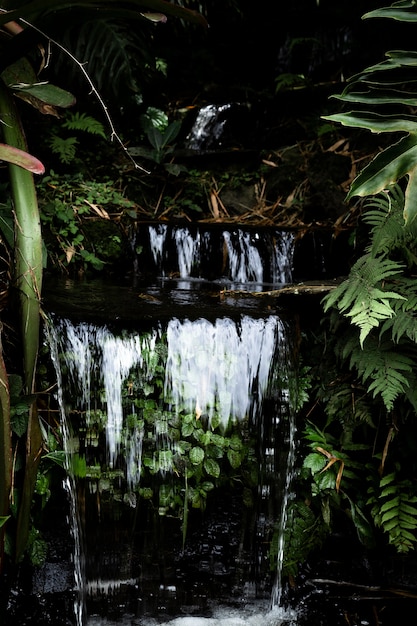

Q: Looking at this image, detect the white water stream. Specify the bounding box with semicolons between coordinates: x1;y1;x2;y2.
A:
147;225;294;286
46;306;297;625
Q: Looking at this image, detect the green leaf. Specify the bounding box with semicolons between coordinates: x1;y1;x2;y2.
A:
28;535;47;566
334;88;417;106
11;83;76;108
63;112;106;138
227;448;243;469
363;4;417;22
380;472;397;487
404;164;417;223
323;111;417;134
303;452;326;474
189;446;204;465
348;134;417;200
0;516;10;529
10;411;28;437
158;449;173;472
43;451;67;468
181;422;195;437
380;496;400;512
204;457;220;478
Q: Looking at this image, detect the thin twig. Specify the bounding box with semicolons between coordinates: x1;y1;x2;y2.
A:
0;9;150;173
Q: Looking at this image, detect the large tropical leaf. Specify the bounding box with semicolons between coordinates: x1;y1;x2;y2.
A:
363;2;417;23
323;111;417;134
0;143;44;173
347;134;417;199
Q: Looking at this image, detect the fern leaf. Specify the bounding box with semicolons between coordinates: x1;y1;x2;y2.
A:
381;285;417;342
53;18;152;104
380;497;400;513
369;474;417;552
346;338;413;410
63;112;106;139
47;135;78;164
324;254;405;346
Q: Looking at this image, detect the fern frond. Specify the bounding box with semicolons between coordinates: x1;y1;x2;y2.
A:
368;473;417;553
323;254;405;346
345;338;413;410
53;18;152;103
62;112;106;139
364;206;405;257
47;135;78;164
280;501;329;576
379;279;417;342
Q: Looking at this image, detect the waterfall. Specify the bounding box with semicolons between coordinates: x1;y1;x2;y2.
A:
222;230;264;284
165;316;278;429
174;226;201;278
185;104;233;151
137;224;294;285
149;224;168;274
45;309;298;625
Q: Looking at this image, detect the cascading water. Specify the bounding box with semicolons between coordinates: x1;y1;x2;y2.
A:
45;306;298;626
139;224;294;287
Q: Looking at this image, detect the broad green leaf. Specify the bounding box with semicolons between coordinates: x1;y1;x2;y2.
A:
404;165;417;223
323;111;417;134
160;121;182;148
363;5;417;22
189;446;204;465
303;452;326;474
0;143;44;174
333;88;417;106
11;83;76;108
43;451;67;468
204;457;220;478
227;448;243;469
347;134;417;199
10;411;28;437
181;422;194;437
387;50;417;66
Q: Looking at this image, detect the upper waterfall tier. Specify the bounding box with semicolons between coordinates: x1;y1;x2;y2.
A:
134;224;294;286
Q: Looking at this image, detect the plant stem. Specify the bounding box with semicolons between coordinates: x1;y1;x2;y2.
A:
0;324;11;573
0;79;43;562
0;79;42;394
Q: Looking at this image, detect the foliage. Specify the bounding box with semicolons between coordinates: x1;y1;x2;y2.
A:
46;111;106;164
286;191;417;572
322;1;417;224
284;2;417;576
37;171;136;272
367;470;417;552
60;327;260;543
323;185;417;412
0;0;206;572
129;112;185;175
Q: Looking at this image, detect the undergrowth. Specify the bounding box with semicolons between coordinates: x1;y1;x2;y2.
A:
283;184;417;579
